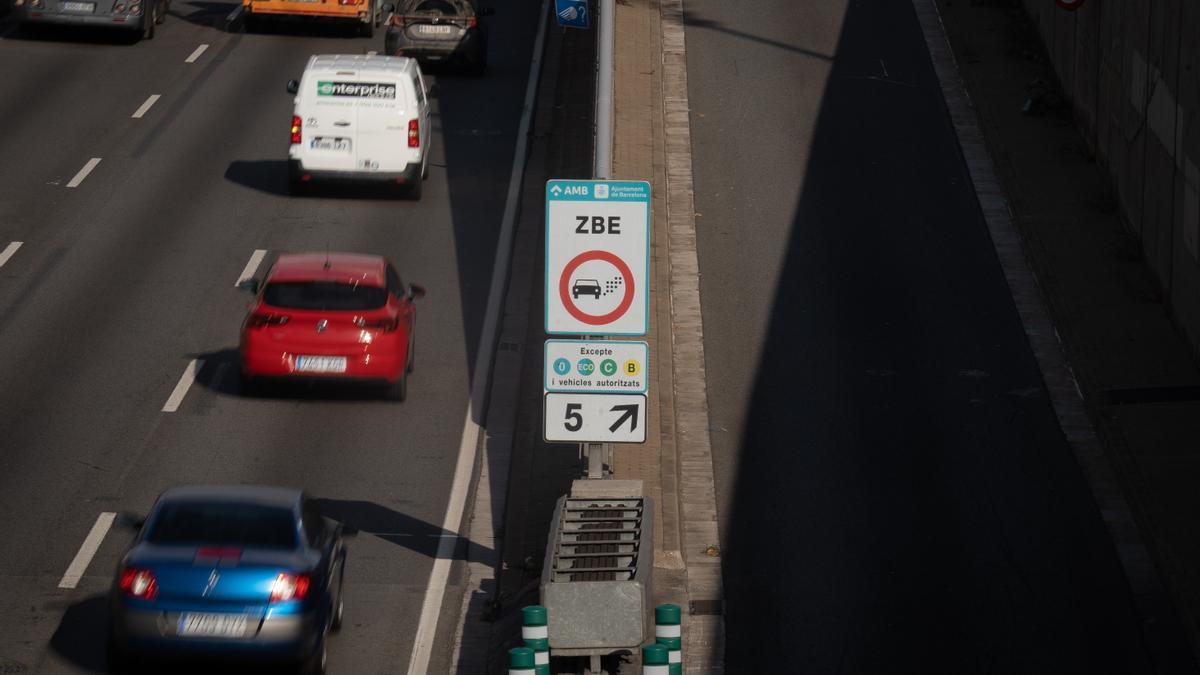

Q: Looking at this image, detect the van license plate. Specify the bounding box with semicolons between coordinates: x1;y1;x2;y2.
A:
296;356;347;373
61;1;94;11
310;137;351;152
416;24;453;34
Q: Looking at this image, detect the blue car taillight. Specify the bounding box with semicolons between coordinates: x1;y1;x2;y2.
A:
269;572;310;603
119;567;158;600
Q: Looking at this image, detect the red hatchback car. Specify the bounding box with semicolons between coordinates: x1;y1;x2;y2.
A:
238;252;424;400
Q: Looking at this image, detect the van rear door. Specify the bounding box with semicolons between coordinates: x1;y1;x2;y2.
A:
297;74;368;172
355;74;414;174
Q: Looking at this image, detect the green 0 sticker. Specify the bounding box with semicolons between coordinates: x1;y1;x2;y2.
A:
600;359;618;377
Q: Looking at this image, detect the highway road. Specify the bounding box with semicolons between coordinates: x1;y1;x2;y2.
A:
0;2;540;673
683;0;1196;672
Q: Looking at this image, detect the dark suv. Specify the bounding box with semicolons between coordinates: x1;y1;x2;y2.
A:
382;0;493;74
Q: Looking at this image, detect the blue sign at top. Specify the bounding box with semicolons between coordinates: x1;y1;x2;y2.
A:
554;0;589;29
546;180;650;202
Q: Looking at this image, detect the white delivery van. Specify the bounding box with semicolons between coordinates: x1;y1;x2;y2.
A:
287;54;431;199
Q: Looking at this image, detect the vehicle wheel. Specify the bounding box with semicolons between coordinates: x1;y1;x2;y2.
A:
243;13;260;32
107;635;138;675
288;173;308;196
385;371;408;402
241;373;262;397
300;636;327;675
141;5;156;39
406;175;422;200
406;322;416;374
360;1;374;37
331;562;345;631
421;153;429;180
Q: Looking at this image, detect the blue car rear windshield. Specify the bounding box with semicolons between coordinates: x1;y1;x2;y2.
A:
146;502;298;548
264;281;388;311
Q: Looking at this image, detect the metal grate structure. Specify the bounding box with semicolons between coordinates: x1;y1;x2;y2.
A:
550;498;642;582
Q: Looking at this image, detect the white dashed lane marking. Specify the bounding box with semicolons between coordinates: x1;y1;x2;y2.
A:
58;512;116;589
235;249;267;286
185;43;209;63
0;242;22;270
66;158;102;188
162;359;202;413
131;94;161;119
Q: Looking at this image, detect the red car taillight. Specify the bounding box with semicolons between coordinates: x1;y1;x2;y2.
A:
270;573;311;603
355;316;400;332
408;119;419;148
389;14;405;26
246;313;290;329
290;115;302;144
119;567;158;600
467;16;476;27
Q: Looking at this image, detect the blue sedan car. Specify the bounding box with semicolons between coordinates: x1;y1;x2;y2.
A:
108;485;349;674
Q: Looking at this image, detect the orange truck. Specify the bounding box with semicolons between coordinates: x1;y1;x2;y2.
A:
242;0;383;36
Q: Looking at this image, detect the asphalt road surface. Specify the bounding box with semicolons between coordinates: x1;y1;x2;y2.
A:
684;0;1195;672
0;2;540;673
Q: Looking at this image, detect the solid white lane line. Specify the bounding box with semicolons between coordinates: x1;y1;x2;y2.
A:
66;158;102;188
162;359;202;413
225;6;241;22
406;0;550;671
406;408;480;675
235;249;268;286
58;512;116;589
0;242;22;270
185;43;209;63
131;94;161;119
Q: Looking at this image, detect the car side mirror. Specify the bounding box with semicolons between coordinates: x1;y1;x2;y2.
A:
408;283;426;300
286;79;300;95
237;278;260;294
480;7;494;16
114;512;146;530
425;83;439;98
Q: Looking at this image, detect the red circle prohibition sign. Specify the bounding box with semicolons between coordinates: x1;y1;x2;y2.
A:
558;250;635;326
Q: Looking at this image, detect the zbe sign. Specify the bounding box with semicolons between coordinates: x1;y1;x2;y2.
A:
545;180;650;336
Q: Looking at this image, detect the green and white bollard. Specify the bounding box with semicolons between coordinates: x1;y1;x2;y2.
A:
521;605;550;675
643;643;670;675
655;604;682;675
508;646;535;675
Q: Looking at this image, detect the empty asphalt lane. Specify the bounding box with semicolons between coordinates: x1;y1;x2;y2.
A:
0;2;543;672
685;0;1193;672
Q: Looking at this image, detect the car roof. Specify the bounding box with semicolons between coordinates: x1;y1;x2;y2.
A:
156;485;302;509
306;54;418;76
267;252;388;287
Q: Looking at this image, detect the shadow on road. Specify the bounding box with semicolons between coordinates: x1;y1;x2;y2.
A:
315;497;491;559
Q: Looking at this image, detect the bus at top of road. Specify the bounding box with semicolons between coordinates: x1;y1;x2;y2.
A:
241;0;384;37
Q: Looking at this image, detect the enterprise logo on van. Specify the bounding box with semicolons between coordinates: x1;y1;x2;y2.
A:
316;81;397;99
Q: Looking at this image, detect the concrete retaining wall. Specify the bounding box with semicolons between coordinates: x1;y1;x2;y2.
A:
1022;0;1200;360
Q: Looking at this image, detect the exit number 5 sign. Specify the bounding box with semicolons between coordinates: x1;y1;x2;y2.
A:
545;180;650;336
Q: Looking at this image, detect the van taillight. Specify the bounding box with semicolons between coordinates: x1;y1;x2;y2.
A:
408;119;419;148
468;16;477;28
290;115;302;144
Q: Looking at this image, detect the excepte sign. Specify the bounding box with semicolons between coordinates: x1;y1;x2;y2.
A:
545;340;648;394
545;180;650;336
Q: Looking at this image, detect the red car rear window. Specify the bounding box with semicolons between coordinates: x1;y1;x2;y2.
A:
264;281;388;311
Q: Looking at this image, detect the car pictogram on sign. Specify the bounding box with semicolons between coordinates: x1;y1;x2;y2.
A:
572;278;602;299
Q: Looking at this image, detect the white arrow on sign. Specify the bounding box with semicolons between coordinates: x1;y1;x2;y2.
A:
543;393;646;443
